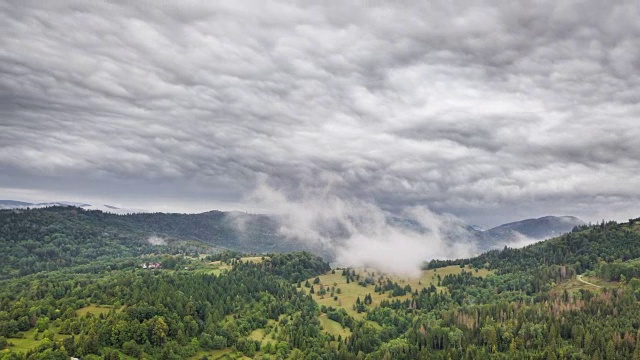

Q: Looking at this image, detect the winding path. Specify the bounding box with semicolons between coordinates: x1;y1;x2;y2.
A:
577;274;602;288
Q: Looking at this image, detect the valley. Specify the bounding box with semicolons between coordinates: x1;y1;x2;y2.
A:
1;207;640;359
3;3;636;358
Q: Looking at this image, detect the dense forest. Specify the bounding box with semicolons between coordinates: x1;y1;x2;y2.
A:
0;207;216;279
2;207;640;359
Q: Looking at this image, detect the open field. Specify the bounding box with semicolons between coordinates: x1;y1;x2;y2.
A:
304;265;493;319
2;328;41;355
193;260;231;275
2;325;73;355
579;275;621;288
393;265;492;291
190;348;240;360
551;274;622;295
319;314;351;338
249;319;278;346
240;256;267;264
76;304;121;317
193;256;268;275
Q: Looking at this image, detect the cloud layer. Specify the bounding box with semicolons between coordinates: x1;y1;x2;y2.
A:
2;1;640;226
247;181;478;275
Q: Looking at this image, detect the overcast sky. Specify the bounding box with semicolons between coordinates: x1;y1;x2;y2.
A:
2;1;640;227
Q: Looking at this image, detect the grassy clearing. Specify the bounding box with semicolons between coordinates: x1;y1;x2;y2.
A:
319;314;351;338
303;271;375;319
2;325;73;355
249;328;266;342
551;275;622;295
240;256;267;264
193;260;231;275
190;348;236;360
304;265;493;319
412;265;492;287
249;320;278;346
551;277;593;295
580;275;621;288
76;304;120;317
3;328;40;355
192;256;268;276
196;268;224;276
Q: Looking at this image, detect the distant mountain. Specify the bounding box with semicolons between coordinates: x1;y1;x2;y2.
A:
0;200;584;256
479;216;585;250
0;200;33;208
82;204;147;214
35;201;92;208
120;210;320;255
0;200;145;214
387;214;584;252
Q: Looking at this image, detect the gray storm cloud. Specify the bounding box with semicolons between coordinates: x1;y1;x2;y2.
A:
1;1;640;227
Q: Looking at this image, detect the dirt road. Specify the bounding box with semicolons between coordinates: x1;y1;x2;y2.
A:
577;274;602;288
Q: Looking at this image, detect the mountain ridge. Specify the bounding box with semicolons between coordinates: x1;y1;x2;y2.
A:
0;201;584;256
0;199;144;214
479;215;585;249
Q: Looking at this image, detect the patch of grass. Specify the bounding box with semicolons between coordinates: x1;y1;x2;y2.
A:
249;328;266;342
304;271;372;319
319;314;351;338
193;261;231;276
193;256;269;276
551;275;622;295
240;256;267;264
190;348;234;360
76;304;119;317
196;268;224;276
3;326;71;355
191;256;269;277
581;275;621;288
551;278;592;295
400;265;492;291
3;328;41;355
305;266;493;319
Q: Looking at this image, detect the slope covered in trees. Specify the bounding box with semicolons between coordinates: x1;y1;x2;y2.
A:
0;206;313;273
3;208;640;359
0;252;330;359
0;207;216;279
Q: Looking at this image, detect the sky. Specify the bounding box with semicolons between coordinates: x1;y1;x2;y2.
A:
2;1;640;228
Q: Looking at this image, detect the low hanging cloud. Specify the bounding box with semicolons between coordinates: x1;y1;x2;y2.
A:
502;232;546;249
146;235;167;246
247;181;477;276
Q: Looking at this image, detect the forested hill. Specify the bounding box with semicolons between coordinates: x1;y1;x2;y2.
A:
6;207;640;358
477;215;584;250
1;205;585;265
1;205;313;258
2;206;633;281
0;207;214;278
478;218;640;273
119;211;312;254
426;218;640;293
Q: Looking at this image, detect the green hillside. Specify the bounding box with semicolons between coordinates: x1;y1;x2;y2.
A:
0;207;217;279
3;208;640;359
